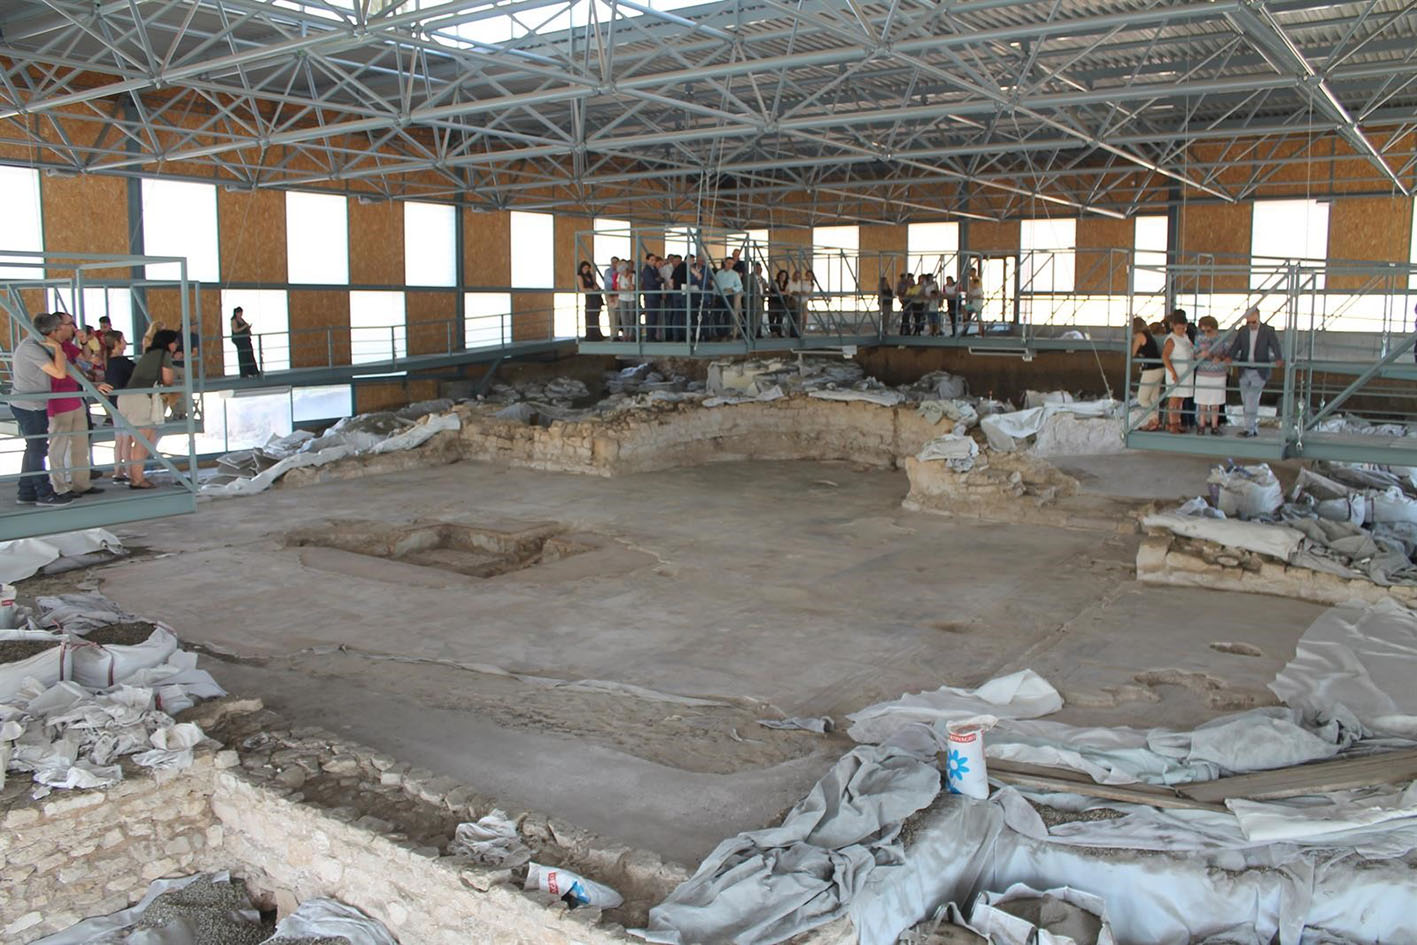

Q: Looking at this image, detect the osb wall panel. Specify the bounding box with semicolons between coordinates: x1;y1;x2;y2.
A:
1178;203;1251;290
511;291;552;342
1326;196;1412;290
41;173;129;263
145;286;224;377
219;188;288;284
1075;217;1135;293
555;214;591;288
348;199;403;286
406;289;458;356
354;379;439;414
859;224;907;289
464;210;510;286
966;220;1019;253
769;228;813;272
287;290;350;368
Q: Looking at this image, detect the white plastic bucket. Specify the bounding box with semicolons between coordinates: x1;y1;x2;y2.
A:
945;721;990;799
0;584;16;630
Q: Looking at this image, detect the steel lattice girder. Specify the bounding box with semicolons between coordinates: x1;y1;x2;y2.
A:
0;0;1414;224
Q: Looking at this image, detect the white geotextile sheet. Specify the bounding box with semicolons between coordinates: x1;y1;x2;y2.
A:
1141;511;1305;561
845;670;1063;746
1031;413;1124;458
1269;597;1417;739
0;528;124;583
849;792;1415;945
915;434;978;471
636;745;940;945
980;401;1119;452
807;388;906;407
270;899;399;945
202;412;460;497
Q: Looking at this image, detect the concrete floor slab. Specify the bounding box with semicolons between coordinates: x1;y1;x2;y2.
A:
94;454;1326;864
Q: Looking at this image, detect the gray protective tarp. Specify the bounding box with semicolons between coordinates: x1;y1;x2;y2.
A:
1269;597;1417;739
636;744;940;945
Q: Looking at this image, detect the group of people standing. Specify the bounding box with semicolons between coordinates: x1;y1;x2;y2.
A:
1131;306;1283;437
9;312;185;505
881;267;985;337
580;251;817;342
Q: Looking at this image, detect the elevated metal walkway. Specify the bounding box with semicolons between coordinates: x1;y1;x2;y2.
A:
1122;259;1417;467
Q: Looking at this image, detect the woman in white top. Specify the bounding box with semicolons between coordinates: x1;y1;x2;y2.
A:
1161;312;1195;433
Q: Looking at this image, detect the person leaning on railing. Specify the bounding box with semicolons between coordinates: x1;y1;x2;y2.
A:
10;312;75;506
1131;316;1164;431
117;329;179;490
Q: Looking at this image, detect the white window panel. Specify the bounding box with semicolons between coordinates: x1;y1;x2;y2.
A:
511;211;554;288
1251;199;1328;290
907;221;959;280
812;226;859;310
349;290;406;364
286;191;349;285
220;288;290;374
142;179;220;282
404;201;457;287
465;292;512;348
593;219;632;274
0;165;44;280
1133;215;1168;294
1021;218;1076;293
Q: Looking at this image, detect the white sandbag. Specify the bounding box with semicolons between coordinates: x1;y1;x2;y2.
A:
969;884;1116;945
449;809;532;868
1141;513;1304;561
917;435;979;471
0;644;73;702
1207;463;1282;520
69;626;180;689
1032;413;1124;457
1024;390;1075;408
1370;487;1417;525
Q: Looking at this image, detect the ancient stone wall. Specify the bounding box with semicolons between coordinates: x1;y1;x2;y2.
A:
1;753;227;942
2;706;672;945
1135;533;1417;606
455;396;951;477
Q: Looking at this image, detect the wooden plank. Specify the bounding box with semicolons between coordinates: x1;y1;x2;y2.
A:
985;759;1227;812
1178;749;1417;803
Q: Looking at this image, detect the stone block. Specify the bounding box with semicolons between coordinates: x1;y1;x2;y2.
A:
41;792;106;818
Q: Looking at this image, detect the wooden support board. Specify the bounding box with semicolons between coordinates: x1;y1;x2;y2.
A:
986;760;1226;812
1177;749;1417;804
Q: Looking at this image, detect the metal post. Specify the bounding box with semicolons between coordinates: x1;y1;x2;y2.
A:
1279;263;1299;451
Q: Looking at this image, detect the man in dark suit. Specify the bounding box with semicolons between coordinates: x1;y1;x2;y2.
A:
1226;305;1283;438
640;253;663;342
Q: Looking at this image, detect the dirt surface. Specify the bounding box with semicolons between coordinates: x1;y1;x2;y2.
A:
209;647;834;776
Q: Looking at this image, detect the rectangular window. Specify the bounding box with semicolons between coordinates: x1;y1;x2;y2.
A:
404;202;457;287
1133;215;1168;295
220;288;290;374
907;222;960;281
812;225;859;313
0;165;44;280
1251;199;1328;290
286;191;349;285
349;290;406;364
143;179;220;282
510;211;554;289
1020;218;1076;293
593;218;632;275
465;292;512;348
554;291;579;339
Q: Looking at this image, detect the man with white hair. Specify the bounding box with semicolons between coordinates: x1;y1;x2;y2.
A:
1225;305;1283;438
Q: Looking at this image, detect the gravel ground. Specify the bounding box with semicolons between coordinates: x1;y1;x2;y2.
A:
134;875;274;945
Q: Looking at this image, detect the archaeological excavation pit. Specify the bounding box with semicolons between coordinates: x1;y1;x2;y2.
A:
282;519;599;579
